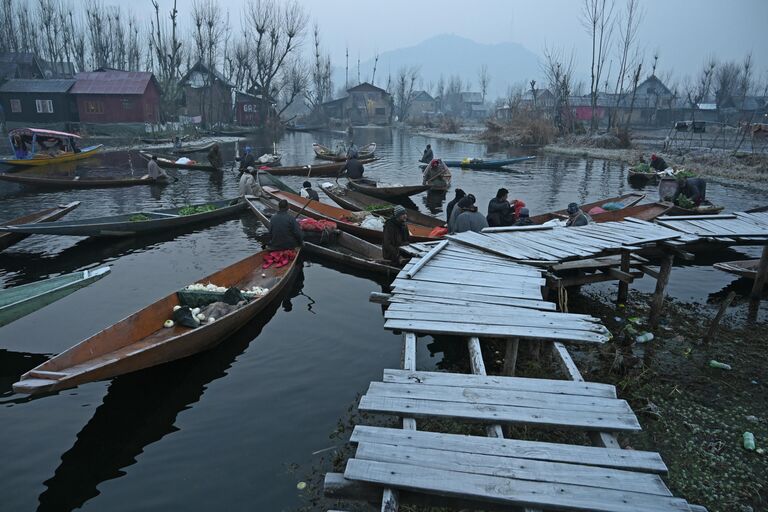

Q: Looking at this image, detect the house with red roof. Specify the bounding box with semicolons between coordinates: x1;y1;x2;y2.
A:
70;69;161;125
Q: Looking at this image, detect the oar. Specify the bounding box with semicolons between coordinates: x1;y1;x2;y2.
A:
292;198;314;219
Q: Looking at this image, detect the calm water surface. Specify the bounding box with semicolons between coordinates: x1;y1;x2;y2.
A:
0;128;765;511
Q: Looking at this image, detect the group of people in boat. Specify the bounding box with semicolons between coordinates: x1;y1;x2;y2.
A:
643;153;709;207
11;133;81;159
445;188;533;234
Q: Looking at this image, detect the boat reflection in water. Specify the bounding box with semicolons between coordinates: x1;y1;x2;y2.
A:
0;349;49;397
35;276;295;512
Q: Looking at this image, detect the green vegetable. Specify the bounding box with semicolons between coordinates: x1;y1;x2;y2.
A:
129;214;150;222
675;195;695;209
178;204;218;216
675;169;697;178
364;204;390;212
633;163;652;173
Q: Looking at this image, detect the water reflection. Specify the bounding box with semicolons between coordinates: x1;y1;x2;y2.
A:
0;349;49;397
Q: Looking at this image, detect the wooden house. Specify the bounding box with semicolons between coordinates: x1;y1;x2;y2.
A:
235;91;276;127
409;90;437;118
179;61;233;126
321;82;392;125
0;79;77;129
70;70;161;124
0;52;45;80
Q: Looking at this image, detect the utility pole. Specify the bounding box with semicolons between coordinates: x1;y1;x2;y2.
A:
345;46;349;89
357;54;360;85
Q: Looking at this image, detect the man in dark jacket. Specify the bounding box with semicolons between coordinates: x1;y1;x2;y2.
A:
446;188;466;223
419;144;434;163
207;143;223;169
514;207;533;226
674;177;707;206
486;188;515;227
455;196;489;233
239;146;255;172
383;205;409;265
300;181;320;200
268;199;304;250
565;202;592;227
650;154;668;172
340;154;365;179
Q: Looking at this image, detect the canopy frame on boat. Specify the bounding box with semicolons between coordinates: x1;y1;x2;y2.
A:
8;127;82;160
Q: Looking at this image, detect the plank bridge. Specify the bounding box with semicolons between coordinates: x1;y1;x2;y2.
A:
324;212;768;511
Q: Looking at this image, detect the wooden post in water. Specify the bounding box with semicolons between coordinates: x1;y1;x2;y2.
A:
750;244;768;301
617;249;631;305
648;252;674;329
502;338;520;377
703;291;736;345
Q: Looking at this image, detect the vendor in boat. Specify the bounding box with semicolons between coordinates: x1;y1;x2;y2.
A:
239;167;262;197
446;188;466;222
340;152;365;180
448;194;476;233
486;188;516;227
239;146;255;172
383;205;409;265
173;136;182;149
70;139;81;153
207;143;222;169
420;144;434;163
674;176;707;206
12;135;28;159
422;159;449;188
566;202;592;227
147;155;170;181
454;196;489;233
300;181;319;201
268;199;303;250
514;207;533;226
650;154;668;172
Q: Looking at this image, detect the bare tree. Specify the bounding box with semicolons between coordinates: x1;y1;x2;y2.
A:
542;45;577;133
394;66;420;121
445;74;465;115
150;0;184;121
371;51;379;85
582;0;616;133
191;0;227;126
478;63;490;103
434;74;445;112
304;22;332;119
610;0;643;130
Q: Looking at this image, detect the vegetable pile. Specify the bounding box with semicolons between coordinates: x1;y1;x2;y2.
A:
129;214;150;222
178;204;217;216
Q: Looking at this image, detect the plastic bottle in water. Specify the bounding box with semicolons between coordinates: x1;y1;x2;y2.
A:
635;332;654;343
743;432;755;451
709;360;732;370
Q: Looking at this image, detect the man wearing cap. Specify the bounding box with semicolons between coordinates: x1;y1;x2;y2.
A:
454;195;488;233
340;152;365;180
300;181;319;201
448;194;476;233
566;202;592;227
268;199;303;250
239;146;255;172
650;154;668;172
514;207;533;226
383;205;409;265
239;167;262;197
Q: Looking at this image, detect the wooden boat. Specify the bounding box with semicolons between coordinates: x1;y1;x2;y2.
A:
529;193;646;224
246;196;399;276
0;202;80;251
140;135;189;144
1;145;103;167
286;123;324;132
661;201;725;216
172;141;218;155
321;185;445;229
586;202;670;222
204;129;250;137
139;151;217;171
0;172;163;189
420;156;535;169
12;249;298;395
714;259;761;280
262;186;439;243
255;171;299;194
0;198;245;237
252;153;283;167
313;142;376;161
263;158;375;177
2;127;103;167
347;179;431;199
0;267;111;328
628;168;658;182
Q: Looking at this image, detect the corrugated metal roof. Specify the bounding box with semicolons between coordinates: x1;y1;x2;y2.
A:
0;78;75;93
71;70;155;95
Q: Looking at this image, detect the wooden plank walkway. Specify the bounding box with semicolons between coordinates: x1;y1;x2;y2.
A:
655;213;768;242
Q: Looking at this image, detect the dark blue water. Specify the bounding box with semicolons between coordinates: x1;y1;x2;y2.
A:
0;127;765;511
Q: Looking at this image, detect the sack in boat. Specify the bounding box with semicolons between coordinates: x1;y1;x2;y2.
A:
222;286;248;305
298;218;337;232
360;216;385;231
263;249;296;269
344;211;369;223
588;206;607;215
172;306;201;328
601;202;623;211
429;226;448;238
201;301;242;320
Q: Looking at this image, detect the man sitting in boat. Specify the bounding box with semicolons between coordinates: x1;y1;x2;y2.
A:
340;152;365;180
448;194;476;233
422;159;450;190
207;144;222;168
239;146;255;172
419;144;433;163
446;188;466;222
674;176;707;206
268;199;303;250
239;167;262;197
650;154;668;172
300;181;319;201
383;205;409;265
454;196;489;233
566;202;592;227
514;208;533;226
486;188;516;227
147;155;169;181
11;135;28;159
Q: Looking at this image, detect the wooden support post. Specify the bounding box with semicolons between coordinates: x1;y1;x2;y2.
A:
369;292;391;304
466;337;504;439
703;291;736;345
750;244;768;300
648;252;674;329
617;249;631;305
502;338;520;377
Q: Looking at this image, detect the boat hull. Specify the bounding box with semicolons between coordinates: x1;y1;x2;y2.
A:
322;186;445;229
421;156;535;169
139;151;217;171
266;158;375;177
714;260;760;280
0;201;80;251
313;142;376;161
1;145;103;167
529;193;646;224
0;172;162;189
347;180;431;199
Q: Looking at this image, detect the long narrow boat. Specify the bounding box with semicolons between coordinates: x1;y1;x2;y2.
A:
313;142;376;161
660;201;725;216
2;127;103;167
139;151;217;171
286;123;324;132
714;259;761;281
321;185;445;229
0;267;111;328
1;145;104;167
262;186;439;243
246;196;399;276
12;250;299;395
0;198;245;237
420;156;535;169
265;158;375;177
140;135;189;144
0;202;80;251
0;172;163;189
256;171;299;194
172;141;218;155
347;179;431;199
530;193;646;224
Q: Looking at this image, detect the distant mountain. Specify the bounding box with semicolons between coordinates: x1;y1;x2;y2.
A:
332;34;542;101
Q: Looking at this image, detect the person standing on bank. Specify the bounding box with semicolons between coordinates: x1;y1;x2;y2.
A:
383;205;409;265
268;199;303;250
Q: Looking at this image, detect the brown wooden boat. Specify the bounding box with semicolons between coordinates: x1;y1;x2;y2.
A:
139;151;217;171
262;186;439;243
0;172;164;189
0;201;80;251
264;158;375;177
246;196;399;276
171;141;218;155
313;142;376;161
661;201;725;216
321;185;445;229
714;259;760;280
530;193;646;224
12;249;299;395
347;179;431;199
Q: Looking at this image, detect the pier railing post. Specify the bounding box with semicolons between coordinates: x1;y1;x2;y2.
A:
648;252;674;329
617;249;631;305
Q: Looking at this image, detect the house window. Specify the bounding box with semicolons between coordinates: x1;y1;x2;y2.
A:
9;99;21;113
85;101;104;114
35;99;54;113
122;99;134;110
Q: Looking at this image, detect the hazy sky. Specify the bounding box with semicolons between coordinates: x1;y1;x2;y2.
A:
149;0;767;85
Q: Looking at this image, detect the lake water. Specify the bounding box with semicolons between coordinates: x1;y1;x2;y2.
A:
0;127;765;511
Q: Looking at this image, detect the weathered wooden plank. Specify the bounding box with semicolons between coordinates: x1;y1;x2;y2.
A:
402;258;542;277
344;460;691;512
389;292;556;311
382;370;617;398
383;319;609;343
355;442;671;496
383;311;608;334
350;426;667;473
395;269;546;288
385;302;598;321
391;279;543;300
482;224;554;233
403;240;448;278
